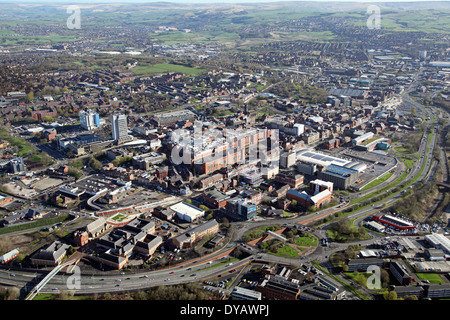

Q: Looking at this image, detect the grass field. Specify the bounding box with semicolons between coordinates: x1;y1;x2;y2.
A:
416;273;444;284
360;172;394;191
132;63;207;77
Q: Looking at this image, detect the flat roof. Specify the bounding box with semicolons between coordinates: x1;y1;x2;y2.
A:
170;201;204;218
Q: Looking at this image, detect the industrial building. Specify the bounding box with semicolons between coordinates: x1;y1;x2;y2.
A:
371;213;415;231
169;201;205;222
424;233;450;255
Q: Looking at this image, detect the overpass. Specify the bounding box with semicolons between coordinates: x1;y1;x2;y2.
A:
25;264;66;300
86;191;107;210
436;182;450;189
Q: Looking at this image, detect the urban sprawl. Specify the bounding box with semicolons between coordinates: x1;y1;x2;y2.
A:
0;1;449;303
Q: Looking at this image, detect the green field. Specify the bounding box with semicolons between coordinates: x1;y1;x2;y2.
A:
416;273;444;284
132;63;207;77
360;172;394;191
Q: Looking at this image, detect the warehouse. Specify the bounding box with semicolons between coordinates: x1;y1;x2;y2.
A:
425;233;450;255
169;201;205;222
372;213;415;231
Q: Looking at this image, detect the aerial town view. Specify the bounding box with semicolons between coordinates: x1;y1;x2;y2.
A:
0;0;449;310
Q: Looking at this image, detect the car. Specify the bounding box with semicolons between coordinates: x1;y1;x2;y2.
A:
9;274;15;277
170;271;174;274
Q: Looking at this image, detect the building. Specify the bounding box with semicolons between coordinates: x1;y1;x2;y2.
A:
322;138;340;150
275;173;304;188
85;217;109;238
93;250;128;270
346;257;387;272
371;213;415;231
0;193;13;206
286;189;332;209
255;277;301;300
111;113;129;142
94;218;160;269
365;220;386;233
226;197;257;221
231;287;262;300
203;188;229;208
132;152;165;169
261;164;279;180
9;157;25;174
79;109;100;131
240;189;262;205
30;241;70;266
309;179;333;194
390;260;412;285
280;151;296;169
240;168;264;186
42;128;57;142
153;206;177;220
73;230;89;246
317;164;360;190
169;201;205;222
424;233;450;255
352;132;374;147
425;283;450;299
171;219;219;249
0;249;19;264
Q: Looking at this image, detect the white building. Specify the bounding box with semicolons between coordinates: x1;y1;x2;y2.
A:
111;113;129;142
79;109;100;131
169;202;205;222
425;233;450;255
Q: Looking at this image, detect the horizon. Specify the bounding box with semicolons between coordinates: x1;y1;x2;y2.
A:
4;0;450;3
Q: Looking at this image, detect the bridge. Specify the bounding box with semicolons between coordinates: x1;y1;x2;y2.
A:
24;259;79;300
86;191;107;210
25;264;66;300
436;182;450;189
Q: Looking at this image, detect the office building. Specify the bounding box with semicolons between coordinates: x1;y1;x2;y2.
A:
111;113;129;142
226;198;257;221
9;157;25;173
79;109;100;131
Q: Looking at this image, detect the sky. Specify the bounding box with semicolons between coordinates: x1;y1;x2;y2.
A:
7;0;450;3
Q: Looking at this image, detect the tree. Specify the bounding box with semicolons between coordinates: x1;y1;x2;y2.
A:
42;116;54;122
25;91;34;103
89;156;102;171
382;290;398;300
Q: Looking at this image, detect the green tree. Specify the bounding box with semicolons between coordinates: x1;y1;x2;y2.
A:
25;91;34;103
89;156;103;171
382;290;398;300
